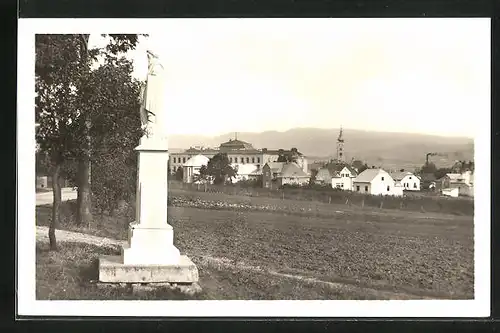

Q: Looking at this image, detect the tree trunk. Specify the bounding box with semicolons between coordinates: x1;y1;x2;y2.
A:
76;155;92;226
49;162;62;251
76;34;93;227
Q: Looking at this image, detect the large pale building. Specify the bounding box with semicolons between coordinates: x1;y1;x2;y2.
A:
169;136;308;175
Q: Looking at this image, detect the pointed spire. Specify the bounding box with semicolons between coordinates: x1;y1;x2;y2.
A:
337;125;344;142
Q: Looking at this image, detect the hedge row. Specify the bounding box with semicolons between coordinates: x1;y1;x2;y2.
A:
169;181;474;216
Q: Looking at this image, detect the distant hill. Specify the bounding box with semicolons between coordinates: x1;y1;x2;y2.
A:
168;128;474;171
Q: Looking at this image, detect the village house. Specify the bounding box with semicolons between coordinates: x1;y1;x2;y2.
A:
277;163;310;187
182;154;209;184
353;168;403;196
331;165;358;190
439;170;474;197
390;171;421;191
261;162;310;188
267;162;286;178
314;168;333;186
262;163;274;189
261;162;287;189
231;163;260;183
247;168;263;182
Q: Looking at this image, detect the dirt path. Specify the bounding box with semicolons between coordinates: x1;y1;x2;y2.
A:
36;188;77;206
36;226;445;300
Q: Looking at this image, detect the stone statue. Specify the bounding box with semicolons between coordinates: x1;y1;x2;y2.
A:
139;50;166;139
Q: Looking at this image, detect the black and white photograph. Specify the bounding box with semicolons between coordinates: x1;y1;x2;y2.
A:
18;18;490;317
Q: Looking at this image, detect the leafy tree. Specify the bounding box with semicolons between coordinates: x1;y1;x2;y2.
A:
420;161;437;175
35;34;145;250
357;163;369;173
277;148;299;163
451;160;474;173
74;34;145;227
174;167;184;181
309;169;319;185
434;167;452;180
36;150;51;176
204;153;237;185
36;34;89;250
194;165;208;183
87;57;143;217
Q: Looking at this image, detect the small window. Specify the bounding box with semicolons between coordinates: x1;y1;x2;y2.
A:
409;176;412;179
413;183;417;188
246;157;249;163
183;157;186;163
252;157;255;163
387;185;390;191
257;157;260;163
341;183;344;187
365;185;368;192
356;186;360;191
173;157;177;163
381;176;384;181
241;157;244;163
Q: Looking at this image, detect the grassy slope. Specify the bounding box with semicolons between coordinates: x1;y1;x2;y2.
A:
36;190;474;300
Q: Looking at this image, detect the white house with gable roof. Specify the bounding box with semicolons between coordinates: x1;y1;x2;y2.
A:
353;168;403;196
331;165;358;190
390;171;421;191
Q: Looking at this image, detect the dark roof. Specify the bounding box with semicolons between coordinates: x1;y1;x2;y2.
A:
326;163;345;174
263;149;304;156
389;171;414;181
185;147;202;153
219;139;255;150
344;165;358;176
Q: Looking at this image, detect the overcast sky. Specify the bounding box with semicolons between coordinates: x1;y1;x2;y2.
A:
90;19;489;138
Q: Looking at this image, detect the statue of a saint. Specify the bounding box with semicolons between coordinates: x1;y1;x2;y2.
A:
139;50;166;139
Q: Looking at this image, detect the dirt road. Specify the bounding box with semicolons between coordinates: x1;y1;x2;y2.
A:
36;188;77;206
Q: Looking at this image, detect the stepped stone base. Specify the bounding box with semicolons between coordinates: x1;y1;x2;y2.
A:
98;255;199;283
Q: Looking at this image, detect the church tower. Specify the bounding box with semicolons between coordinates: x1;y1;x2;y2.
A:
336;126;345;163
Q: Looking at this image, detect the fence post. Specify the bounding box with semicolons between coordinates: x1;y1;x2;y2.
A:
380;199;384;209
345;198;349;205
361;198;365;208
282;191;285;201
329;196;331;204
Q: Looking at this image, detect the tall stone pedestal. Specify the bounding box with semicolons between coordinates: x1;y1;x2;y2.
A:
98;137;199;285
